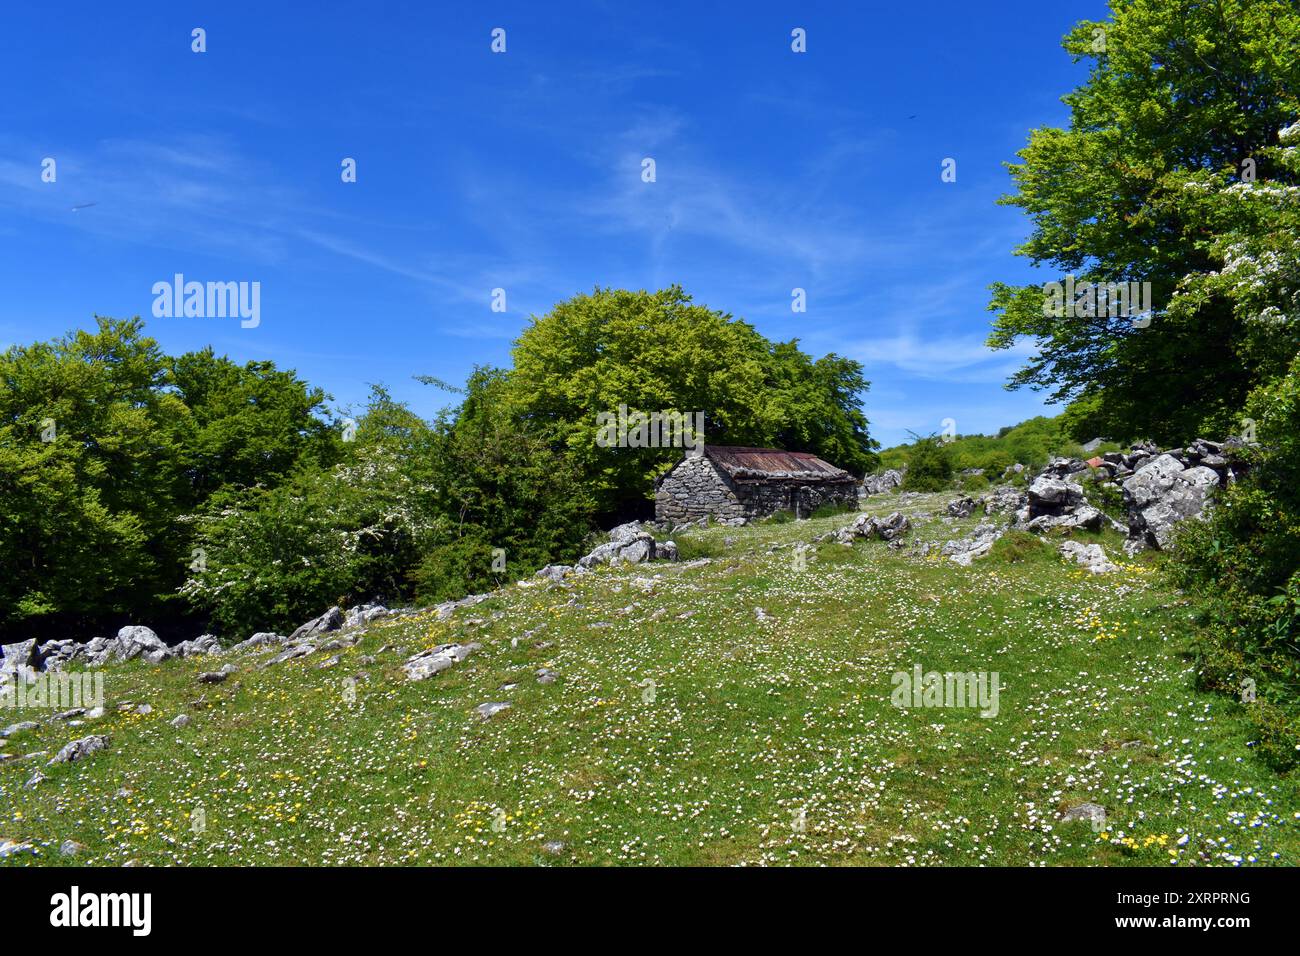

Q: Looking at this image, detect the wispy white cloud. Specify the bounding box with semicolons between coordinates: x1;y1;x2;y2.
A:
842;330;1038;382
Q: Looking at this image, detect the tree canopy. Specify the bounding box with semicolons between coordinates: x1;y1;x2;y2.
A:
0;318;336;640
987;0;1300;444
505;286;877;518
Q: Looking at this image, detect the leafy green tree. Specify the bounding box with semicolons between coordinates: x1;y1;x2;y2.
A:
180;387;438;636
506;286;876;517
168;347;338;506
0;318;182;636
410;367;596;603
0;318;342;640
182;372;597;635
900;435;954;492
987;0;1300;444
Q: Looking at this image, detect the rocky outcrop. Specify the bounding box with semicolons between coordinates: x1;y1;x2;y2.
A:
861;469;904;496
48;734;109;766
344;604;390;629
534;564;572;583
403;642;481;681
229;632;285;654
941;523;1003;566
1;640;37;684
1122;454;1222;553
946;496;976;518
1000;439;1243;552
1060;541;1117;574
578;522;678;569
32;628;222;672
984;486;1026;516
833;511;910;547
1013;473;1110;533
288;606;343;643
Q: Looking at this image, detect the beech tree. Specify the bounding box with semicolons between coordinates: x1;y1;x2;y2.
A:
987;0;1300;444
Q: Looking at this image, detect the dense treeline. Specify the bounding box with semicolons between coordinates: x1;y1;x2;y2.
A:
0;317;340;640
1;287;877;642
986;0;1300;765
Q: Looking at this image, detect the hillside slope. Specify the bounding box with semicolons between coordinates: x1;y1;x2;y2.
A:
3;491;1297;866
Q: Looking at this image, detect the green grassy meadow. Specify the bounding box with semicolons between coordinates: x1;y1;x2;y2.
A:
3;491;1296;866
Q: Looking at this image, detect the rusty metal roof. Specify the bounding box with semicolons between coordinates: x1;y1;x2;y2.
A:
703;445;853;481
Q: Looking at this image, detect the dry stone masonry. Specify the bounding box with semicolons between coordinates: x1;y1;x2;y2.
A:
655;445;858;524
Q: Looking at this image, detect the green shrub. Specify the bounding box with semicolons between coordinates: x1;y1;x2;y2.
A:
1250;698;1300;772
409;532;503;605
901;436;954;492
1079;473;1126;524
986;531;1054;565
181;412;436;637
183;374;597;637
1167;354;1300;769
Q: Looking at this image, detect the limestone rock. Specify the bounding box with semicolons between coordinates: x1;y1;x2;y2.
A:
344;603;389;629
1;640;37;681
403;642;481;681
0;839;36;859
474;701;512;719
861;469;904;496
946;496;976;518
1059;541;1117;574
535;564;572;583
1062;802;1107;824
984;486;1026;516
1123;455;1222;550
287;606;343;644
48;734;109;766
579;523;667;568
114;626;167;662
942;524;1003;566
230;632;286;654
835;510;910;545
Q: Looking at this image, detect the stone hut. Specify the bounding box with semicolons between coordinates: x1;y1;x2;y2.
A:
654;445;859;523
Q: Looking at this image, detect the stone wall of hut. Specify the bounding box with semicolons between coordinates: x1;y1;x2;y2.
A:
655;454;858;522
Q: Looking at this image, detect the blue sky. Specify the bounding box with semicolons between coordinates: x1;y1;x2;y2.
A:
0;1;1108;448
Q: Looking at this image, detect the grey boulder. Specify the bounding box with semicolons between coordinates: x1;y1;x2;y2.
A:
861;469;904;496
403;642;481;681
1123;455;1221;549
942;523;1003;566
1060;541;1118;574
48;734;109;766
288;606;343;644
579;523;668;568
